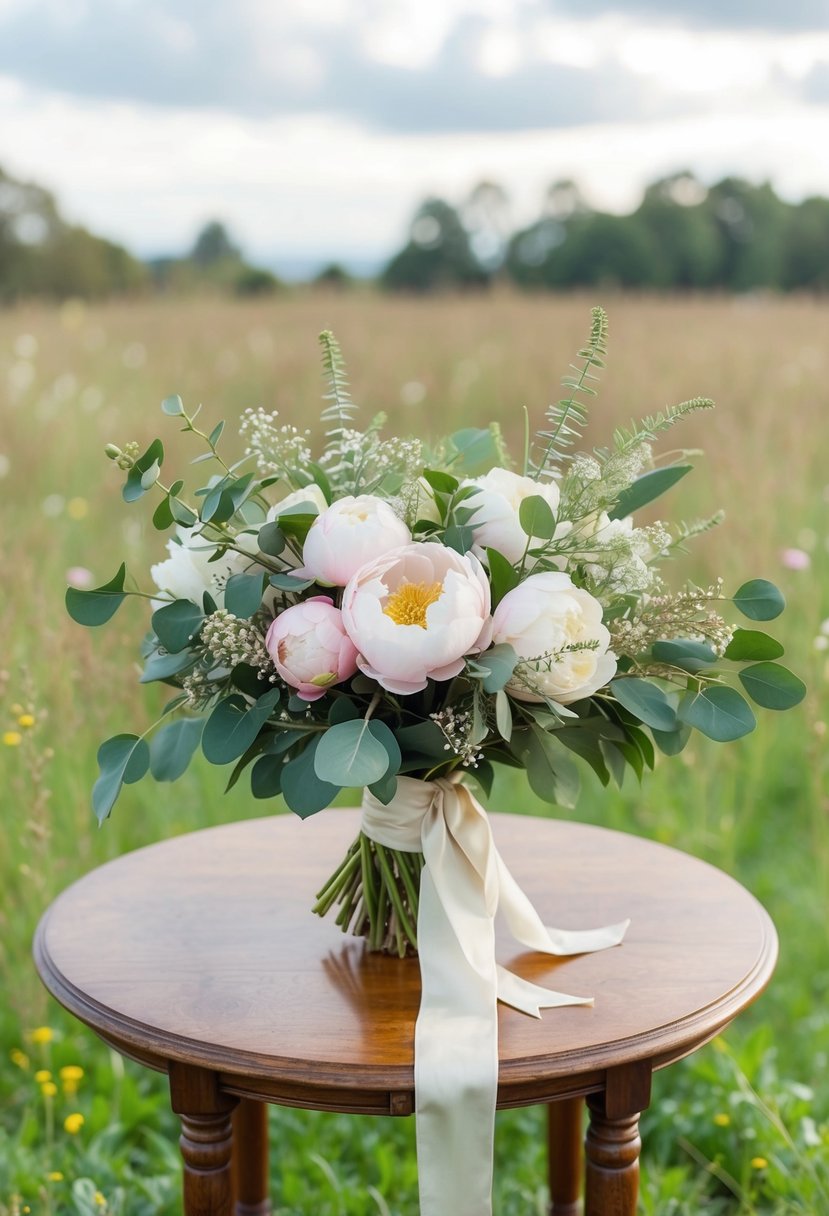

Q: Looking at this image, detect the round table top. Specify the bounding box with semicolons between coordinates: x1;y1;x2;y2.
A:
34;810;776;1114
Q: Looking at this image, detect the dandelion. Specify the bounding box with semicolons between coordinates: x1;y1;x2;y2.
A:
60;1064;84;1095
94;1193;107;1208
3;731;22;746
17;713;35;728
30;1027;54;1045
713;1112;731;1127
751;1156;768;1169
34;1070;52;1083
63;1112;84;1135
47;1172;64;1182
40;1081;57;1097
10;1049;29;1069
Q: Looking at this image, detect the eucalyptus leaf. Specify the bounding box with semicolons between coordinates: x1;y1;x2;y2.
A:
250;753;285;799
651;723;692;756
224;572;266;619
92;734;150;824
124;439;164;503
725;629;784;662
495;690;513;741
314;719;393;787
473;643;519;694
609;465;691;520
139;648;196;683
678;685;756;741
281;737;339;818
201;689;281;764
161;394;183;415
268;572;315;592
257;522;286;557
738;662;806;710
651;639;717;673
512;725;580;809
368;771;398;805
66;564;127;627
733;579;785;621
610;678;677;731
149;718;204;782
151;600;204;653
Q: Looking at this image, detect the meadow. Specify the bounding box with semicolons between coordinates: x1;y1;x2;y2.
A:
1;289;827;1215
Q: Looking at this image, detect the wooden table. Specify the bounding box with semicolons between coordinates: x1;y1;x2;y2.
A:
34;810;776;1216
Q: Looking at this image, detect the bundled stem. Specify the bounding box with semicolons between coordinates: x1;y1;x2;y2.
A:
312;833;424;957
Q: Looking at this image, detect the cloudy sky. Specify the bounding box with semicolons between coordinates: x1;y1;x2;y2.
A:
1;0;828;271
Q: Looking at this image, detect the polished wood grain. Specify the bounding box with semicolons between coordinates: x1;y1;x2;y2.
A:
34;810;776;1216
548;1097;582;1216
34;809;777;1114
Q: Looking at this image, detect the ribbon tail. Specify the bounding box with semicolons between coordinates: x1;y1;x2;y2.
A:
496;965;594;1017
495;850;630;957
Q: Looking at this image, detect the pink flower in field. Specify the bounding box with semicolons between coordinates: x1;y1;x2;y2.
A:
780;548;810;571
341;542;491;695
66;566;94;588
265;598;357;702
302;495;410;586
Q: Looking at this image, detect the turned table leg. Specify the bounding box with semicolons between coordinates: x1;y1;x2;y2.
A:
231;1099;272;1215
584;1094;641;1216
547;1097;583;1215
170;1062;238;1216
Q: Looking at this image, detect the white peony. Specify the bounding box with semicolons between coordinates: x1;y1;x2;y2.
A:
150;527;253;609
341;542;491;695
266;483;328;522
302;495;411;587
490;571;616;704
462;467;563;564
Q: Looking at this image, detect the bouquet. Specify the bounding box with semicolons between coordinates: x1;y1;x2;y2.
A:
67;309;804;957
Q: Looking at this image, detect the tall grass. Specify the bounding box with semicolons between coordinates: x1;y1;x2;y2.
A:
1;291;827;1213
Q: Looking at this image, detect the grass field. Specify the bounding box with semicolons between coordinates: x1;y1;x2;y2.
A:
1;290;828;1214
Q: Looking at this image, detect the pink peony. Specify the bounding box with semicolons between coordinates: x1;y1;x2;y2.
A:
265;598;358;702
341;542;491;695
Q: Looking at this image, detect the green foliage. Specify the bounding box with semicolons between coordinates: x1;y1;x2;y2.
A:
678;686;756;742
314;720;400;788
149;718;204;782
150;601;204;653
733;580;786;621
92;735;150;824
201;691;281;766
610;678;678;732
531;306;607;477
609;464;691;520
738;663;806;711
65;565;127;627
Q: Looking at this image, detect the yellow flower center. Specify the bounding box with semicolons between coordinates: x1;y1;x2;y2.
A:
383;580;443;629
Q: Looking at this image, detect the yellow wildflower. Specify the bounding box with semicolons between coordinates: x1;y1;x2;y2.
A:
64;1112;84;1135
3;730;22;746
94;1193;106;1208
47;1172;64;1182
40;1081;57;1097
10;1049;29;1070
713;1112;731;1127
67;497;89;520
59;1065;84;1082
751;1156;769;1169
34;1070;52;1083
30;1027;54;1045
18;713;35;728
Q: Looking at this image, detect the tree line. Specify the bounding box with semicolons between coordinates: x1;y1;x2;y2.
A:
383;175;829;293
2;162;829;301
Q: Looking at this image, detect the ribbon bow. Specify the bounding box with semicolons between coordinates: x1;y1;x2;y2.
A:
361;775;629;1216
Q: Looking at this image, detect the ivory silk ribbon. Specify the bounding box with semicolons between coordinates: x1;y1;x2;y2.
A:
360;774;629;1216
